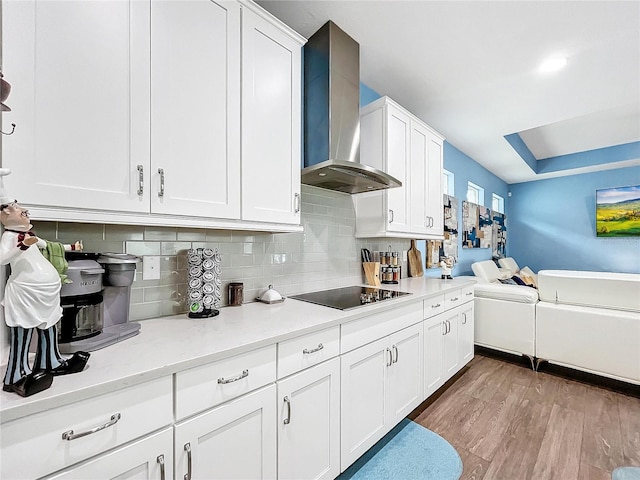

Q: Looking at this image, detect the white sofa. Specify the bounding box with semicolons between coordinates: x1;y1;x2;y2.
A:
536;270;640;385
471;260;539;366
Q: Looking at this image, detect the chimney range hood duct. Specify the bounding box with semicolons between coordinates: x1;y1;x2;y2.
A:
302;21;401;194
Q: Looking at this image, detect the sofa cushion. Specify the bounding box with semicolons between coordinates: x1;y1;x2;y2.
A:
474;282;539;304
538;270;640;312
498;257;520;273
472;260;501;282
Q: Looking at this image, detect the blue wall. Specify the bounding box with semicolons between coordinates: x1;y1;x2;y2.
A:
509;165;640;274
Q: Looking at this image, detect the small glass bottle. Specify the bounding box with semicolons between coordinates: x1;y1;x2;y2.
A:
391;251;398;266
392;267;400;282
383;267;393;282
380;251;388;265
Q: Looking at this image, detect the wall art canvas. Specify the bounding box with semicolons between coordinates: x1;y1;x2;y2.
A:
596;185;640;237
442;194;459;261
427;194;459;267
492;212;507;259
426;240;442;269
478;205;493;248
462;201;479;248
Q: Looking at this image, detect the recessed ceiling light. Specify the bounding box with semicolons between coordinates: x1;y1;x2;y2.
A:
539;56;568;73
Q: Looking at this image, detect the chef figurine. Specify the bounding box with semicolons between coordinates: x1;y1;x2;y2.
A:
0;169;89;397
440;256;454;280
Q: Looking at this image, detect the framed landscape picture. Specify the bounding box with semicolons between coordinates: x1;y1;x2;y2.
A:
596;185;640;237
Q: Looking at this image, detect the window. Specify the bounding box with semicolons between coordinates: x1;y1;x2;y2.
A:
442;170;454;196
492;193;504;213
467;181;484;205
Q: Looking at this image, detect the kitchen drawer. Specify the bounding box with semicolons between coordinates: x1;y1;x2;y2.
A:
341;301;422;354
423;294;445;319
277;325;340;378
445;288;463;309
0;376;172;480
175;344;276;420
462;284;474;303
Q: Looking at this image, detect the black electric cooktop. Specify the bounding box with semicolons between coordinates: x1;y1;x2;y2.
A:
290;286;411;311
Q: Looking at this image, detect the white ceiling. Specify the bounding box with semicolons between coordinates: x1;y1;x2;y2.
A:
256;0;640;184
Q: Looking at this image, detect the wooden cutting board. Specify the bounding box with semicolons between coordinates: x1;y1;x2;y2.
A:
407;239;424;277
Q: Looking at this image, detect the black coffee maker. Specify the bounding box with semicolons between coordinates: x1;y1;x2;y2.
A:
59;252;140;353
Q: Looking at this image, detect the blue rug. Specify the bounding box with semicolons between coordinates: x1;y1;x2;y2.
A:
338;419;463;480
613;467;640;480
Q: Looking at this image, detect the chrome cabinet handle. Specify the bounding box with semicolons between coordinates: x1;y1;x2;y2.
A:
386;348;393;367
303;343;324;354
392;345;399;364
218;369;249;384
283;396;291;425
137;165;144;196
465;292;473;296
62;413;121;441
451;297;459;302
447;320;451;334
462;313;467;325
158;168;165;197
184;443;192;480
442;322;447;335
294;193;301;213
432;303;441;309
389;209;394;223
157;455;165;480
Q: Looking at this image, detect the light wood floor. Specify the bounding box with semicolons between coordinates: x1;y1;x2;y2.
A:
412;354;640;480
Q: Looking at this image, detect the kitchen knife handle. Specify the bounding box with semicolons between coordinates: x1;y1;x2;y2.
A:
283;396;291;424
158;168;165;197
137;165;144;196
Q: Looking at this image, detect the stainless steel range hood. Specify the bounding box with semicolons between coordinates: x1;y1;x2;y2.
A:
302;21;401;194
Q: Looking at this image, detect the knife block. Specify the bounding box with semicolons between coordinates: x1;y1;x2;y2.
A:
363;262;381;286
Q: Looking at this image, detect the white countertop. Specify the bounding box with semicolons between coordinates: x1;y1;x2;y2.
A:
0;276;475;423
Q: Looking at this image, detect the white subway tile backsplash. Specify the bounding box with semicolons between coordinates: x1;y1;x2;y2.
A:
42;185;413;321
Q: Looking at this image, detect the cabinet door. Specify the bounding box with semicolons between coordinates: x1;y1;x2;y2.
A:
442;309;460;378
409;120;429;235
45;428;173;480
425;133;444;236
150;0;240;219
459;302;475;366
3;0;151;213
424;315;445;399
386;323;423;426
277;358;340;480
174;385;276;480
340;336;388;471
241;7;302;225
385;104;411;233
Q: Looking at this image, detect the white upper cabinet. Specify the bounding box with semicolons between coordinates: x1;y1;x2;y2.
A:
241;4;303;225
355;96;445;239
3;0;151;214
151;0;241;219
2;0;303;231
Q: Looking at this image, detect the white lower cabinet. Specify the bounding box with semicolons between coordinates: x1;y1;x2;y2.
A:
340;322;423;472
277;357;340;480
174;384;277;480
423;295;475;399
44;428;174;480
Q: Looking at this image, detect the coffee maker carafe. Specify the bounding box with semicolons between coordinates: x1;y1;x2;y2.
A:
59;252;140;353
